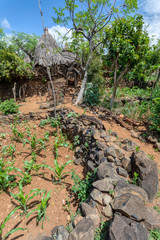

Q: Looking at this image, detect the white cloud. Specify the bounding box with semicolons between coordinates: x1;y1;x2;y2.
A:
143;0;160;15
141;0;160;44
1;18;11;29
48;25;72;46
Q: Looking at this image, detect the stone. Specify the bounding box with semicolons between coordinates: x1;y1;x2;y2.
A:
51;225;69;240
86;214;100;227
97;162;120;184
96;141;106;151
130;130;139;138
111;132;118;137
92;179;114;193
73;215;84;227
69;218;95;240
121;156;131;172
109;214;149;240
102;205;113;217
107;156;115;162
74;158;82;165
87;160;96;172
35;236;52;240
102;194;113;206
144;207;160;230
154;142;160;151
105;146;117;159
114;181;148;202
147;135;157;143
39;102;50;109
112;194;147;221
131;151;159;201
80;202;97;217
116;167;128;178
95;151;104;162
90;188;103;205
123;139;140;152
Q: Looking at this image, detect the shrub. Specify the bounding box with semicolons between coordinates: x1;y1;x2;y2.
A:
84;57;105;106
0;99;19;115
150;97;160;132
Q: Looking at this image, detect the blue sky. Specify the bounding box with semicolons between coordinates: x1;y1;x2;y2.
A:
0;0;160;43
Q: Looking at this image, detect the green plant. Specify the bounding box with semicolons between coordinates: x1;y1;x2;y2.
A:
27;190;52;229
0;99;19;115
135;146;140;152
71;169;97;202
150;97;160;132
149;229;160;240
109;189;114;197
52;159;72;183
0;157;17;191
11;124;24;142
73;135;80;147
131;172;140;185
24;134;46;154
94;220;110;240
153;206;160;214
23;160;44;175
155;191;160;199
0;206;24;240
1;144;16;160
67;112;79;118
0;133;6;139
63;198;73;216
10;182;45;215
148;154;155;161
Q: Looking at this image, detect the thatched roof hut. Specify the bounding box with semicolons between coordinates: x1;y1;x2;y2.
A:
62;48;76;65
33;31;66;67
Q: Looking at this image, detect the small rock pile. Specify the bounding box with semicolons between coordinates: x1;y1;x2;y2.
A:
43;108;160;240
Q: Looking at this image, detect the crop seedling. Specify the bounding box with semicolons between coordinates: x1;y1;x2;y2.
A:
23;134;46;154
11;124;24;142
63;198;73;216
23;160;44;175
53;159;72;183
10;182;45;215
0;157;18;191
148;154;155;161
1;144;16;160
27;190;52;229
0;206;24;240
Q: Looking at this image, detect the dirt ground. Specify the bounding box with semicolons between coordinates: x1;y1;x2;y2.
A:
0;92;160;239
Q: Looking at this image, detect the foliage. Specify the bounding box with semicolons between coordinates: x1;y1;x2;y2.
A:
94;220;110;240
53;0;138;104
11;124;24;142
153;206;160;214
10;182;45;215
0;206;24;240
71;169;97;202
52;159;72;183
150;97;160;132
1;144;16;160
0;157;17;191
131;172;140;185
27;190;52;229
24;134;46;154
11;32;40;59
0;99;19;115
149;229;160;240
84;56;105;105
103;15;150;108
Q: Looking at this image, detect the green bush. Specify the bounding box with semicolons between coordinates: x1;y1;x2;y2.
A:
84;57;105;105
0;99;19;115
150;97;160;132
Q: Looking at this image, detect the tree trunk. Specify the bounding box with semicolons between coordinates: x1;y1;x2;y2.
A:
75;39;93;105
110;61;129;110
110;59;118;110
151;68;160;98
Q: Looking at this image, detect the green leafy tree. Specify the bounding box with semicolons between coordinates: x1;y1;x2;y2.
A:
53;0;138;105
103;15;150;109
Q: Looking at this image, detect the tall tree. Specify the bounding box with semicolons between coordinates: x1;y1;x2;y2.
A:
53;0;138;105
103;15;150;109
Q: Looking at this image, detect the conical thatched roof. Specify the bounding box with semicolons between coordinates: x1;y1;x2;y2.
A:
34;32;66;67
62;48;76;64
